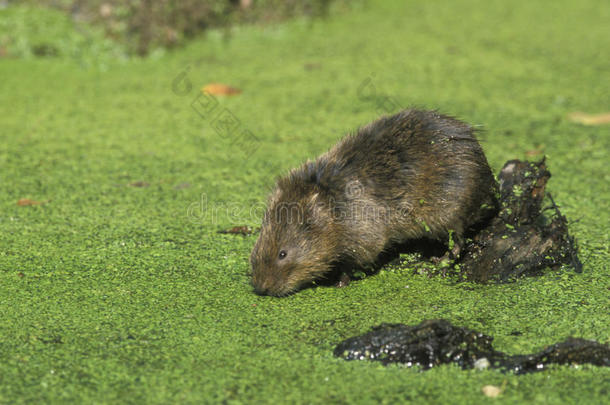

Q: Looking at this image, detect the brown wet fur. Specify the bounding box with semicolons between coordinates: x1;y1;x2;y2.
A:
250;109;499;296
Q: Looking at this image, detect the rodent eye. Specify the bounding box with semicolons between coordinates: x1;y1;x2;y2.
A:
278;250;287;260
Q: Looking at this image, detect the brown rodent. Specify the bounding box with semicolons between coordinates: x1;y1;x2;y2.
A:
250;109;498;296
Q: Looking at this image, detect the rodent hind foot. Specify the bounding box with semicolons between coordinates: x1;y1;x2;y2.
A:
334;272;351;288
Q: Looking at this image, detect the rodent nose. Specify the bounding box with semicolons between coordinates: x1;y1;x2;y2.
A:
253;286;269;296
252;279;270;296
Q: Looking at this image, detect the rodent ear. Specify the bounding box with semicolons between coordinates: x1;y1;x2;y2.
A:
307;192;322;220
308;191;334;224
309;190;332;212
268;186;282;207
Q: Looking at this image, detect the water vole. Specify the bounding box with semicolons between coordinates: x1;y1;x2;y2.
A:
250;109;498;296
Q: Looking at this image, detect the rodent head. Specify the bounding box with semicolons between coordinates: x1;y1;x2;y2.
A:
250;186;340;296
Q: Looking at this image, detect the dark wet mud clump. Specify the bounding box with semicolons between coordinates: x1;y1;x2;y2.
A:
334;320;610;374
455;158;582;282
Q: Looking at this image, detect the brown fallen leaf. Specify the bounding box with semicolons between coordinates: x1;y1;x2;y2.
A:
174;182;191;190
525;149;543;157
17;198;46;206
567;112;610;126
99;3;112;17
128;181;150;187
481;385;503;398
217;225;254;235
304;62;321;71
202;83;242;96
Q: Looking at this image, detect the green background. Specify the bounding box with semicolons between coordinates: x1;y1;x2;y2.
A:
1;0;608;403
